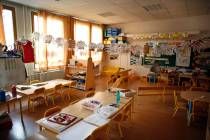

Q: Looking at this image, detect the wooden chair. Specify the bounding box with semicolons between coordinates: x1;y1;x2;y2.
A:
172;90;187;117
46;84;63;105
62;82;77;101
190;87;209;120
44;106;62;117
85;123;110;140
112;103;132;137
86;89;95;98
70;99;80;105
28;87;48;112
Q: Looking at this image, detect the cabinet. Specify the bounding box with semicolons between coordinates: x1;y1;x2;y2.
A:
65;55;95;91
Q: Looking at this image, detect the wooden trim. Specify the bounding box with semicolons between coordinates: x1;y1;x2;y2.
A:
31;11;38;33
89;23;92;43
3;5;17;40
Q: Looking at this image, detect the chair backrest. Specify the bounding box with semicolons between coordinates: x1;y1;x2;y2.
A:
86;89;95;98
30;80;40;85
123;102;132;118
44;106;61;117
86;123;110;140
55;84;63;93
34;87;45;96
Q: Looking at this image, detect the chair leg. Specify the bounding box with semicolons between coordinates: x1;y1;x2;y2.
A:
13;102;16;110
51;97;55;105
68;93;71;101
117;123;123;137
28;99;30;111
44;97;48;106
32;102;35;112
173;107;178;117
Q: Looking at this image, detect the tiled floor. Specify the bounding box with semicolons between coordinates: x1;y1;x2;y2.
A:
0;76;206;140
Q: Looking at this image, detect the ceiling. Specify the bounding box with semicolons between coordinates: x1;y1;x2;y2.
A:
8;0;210;24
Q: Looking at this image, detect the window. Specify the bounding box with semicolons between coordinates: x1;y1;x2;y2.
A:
32;11;65;70
2;5;16;49
91;24;103;44
74;20;103;62
74;20;90;45
74;20;103;45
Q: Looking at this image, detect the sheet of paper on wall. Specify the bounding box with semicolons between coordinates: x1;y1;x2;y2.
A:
176;46;191;67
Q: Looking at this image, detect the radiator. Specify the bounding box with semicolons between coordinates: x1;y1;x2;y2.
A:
0;58;26;88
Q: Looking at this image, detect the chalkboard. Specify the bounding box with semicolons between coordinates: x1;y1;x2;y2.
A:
142;54;176;67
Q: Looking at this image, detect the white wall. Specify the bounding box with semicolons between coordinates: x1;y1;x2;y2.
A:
113;15;210;34
107;15;210;75
104;53;151;76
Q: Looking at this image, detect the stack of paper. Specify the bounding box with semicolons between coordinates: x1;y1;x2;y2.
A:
84;113;110;127
57;121;97;140
95;105;118;119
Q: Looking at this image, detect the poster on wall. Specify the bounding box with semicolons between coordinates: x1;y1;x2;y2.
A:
130;50;141;65
176;46;191;67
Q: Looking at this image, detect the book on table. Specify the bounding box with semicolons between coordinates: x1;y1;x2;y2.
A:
37;113;82;134
81;99;102;111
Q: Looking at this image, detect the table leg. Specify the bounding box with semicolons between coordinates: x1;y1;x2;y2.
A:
7;103;10;113
187;101;193;126
19;99;23;122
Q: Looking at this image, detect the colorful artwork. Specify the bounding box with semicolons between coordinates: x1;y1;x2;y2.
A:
130;48;141;65
176;46;191;67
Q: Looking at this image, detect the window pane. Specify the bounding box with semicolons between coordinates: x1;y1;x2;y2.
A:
74;21;90;45
2;9;15;49
47;17;64;67
91;24;102;44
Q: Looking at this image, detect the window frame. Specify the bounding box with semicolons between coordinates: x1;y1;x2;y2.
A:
2;5;17;41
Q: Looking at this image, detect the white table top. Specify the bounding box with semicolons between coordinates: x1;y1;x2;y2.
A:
181;91;210;102
36;90;133;139
16;79;74;96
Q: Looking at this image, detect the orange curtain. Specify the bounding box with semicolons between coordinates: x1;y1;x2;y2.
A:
35;10;74;70
74;20;90;45
63;16;75;65
0;4;5;44
36;10;48;71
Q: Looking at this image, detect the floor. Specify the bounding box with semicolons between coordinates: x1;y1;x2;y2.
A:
0;76;206;140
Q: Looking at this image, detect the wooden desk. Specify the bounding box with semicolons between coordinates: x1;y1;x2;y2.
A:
181;91;210;126
0;92;23;121
61;91;133;119
17;79;75;96
36;90;134;139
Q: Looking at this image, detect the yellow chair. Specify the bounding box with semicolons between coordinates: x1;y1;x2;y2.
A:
44;106;62;117
172;90;187;117
102;66;120;76
85;123;110;140
46;84;63;105
28;87;48;112
112;103;132;137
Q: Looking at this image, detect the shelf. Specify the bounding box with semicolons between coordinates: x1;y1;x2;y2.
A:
67;66;87;70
